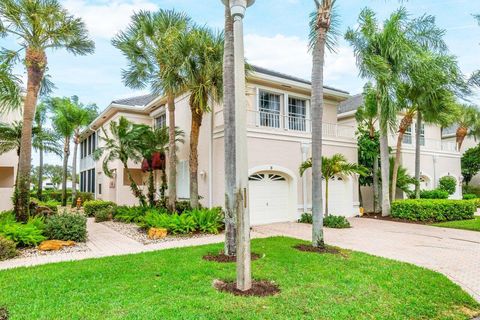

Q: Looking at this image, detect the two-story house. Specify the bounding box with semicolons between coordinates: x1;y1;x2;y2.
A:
0;108;21;211
337;94;462;212
80;66;360;225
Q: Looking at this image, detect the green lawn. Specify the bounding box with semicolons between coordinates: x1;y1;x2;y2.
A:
433;216;480;232
0;237;478;320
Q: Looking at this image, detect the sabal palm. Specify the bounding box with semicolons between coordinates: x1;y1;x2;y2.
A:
183;27;224;209
309;0;339;247
300;154;367;216
345;7;446;216
113;9;191;212
0;0;94;219
94;117;147;207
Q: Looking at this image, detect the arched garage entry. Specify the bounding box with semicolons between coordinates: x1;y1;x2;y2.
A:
248;165;297;225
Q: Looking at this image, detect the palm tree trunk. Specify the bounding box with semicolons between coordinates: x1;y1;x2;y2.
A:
373;156;380;213
123;164;147;207
71;136;79;206
223;4;236;257
456;126;467;151
14;48;46;221
391;114;413;200
37;146;44;200
189;101;203;209
167;95;177;212
147;169;155;207
414;112;422;199
324;178;329;217
379;132;391;216
311;22;326;248
61;136;70;207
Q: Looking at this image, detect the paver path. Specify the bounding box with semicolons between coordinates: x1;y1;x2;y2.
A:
254;218;480;302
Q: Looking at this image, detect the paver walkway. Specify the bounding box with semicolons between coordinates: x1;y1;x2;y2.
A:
254;218;480;302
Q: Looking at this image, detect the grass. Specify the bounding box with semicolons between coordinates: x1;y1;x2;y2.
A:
433;216;480;232
0;237;478;320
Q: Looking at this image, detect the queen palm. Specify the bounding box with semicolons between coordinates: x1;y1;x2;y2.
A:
183;27;224;209
94;117;147;207
300;154;367;216
345;8;446;215
309;0;339;247
0;0;94;219
113;9;191;212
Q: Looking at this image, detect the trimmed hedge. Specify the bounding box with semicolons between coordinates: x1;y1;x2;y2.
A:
391;199;475;222
84;200;116;217
419;189;449;199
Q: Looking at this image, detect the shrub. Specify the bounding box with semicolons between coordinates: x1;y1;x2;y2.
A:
323;215;351;228
44;214;87;242
113;206;147;223
188;208;224;234
0;222;46;247
438;176;457;195
463;193;477;200
419;189;449;199
76;192;94;203
463;185;480;197
141;210;197;235
175;200;193;214
298;213;313;224
391;199;475;222
94;208;113;223
84;200;116;217
0;236;17;261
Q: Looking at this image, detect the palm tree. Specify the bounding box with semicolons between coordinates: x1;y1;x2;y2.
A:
309;0;339;247
93;117;147;207
455;105;480;151
300;154;367;216
345;8;445;215
113;9;191;213
0;58;22;111
388;158;417;197
0;0;94;220
183;27;224;209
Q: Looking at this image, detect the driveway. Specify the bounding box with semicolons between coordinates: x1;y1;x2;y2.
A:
253;218;480;302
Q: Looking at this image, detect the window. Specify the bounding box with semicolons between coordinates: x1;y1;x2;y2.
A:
288;97;306;131
259;90;281;128
403;126;412;144
155;113;167;129
417;123;425;146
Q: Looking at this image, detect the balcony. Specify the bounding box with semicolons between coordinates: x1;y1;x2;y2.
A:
393;135;457;152
214;109;355;140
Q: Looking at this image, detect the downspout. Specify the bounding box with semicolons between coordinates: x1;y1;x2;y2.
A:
301;143;309;212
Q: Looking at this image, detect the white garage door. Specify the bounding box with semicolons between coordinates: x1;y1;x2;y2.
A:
326;176;353;216
249;172;290;225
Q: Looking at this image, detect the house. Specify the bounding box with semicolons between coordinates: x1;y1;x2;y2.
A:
337;94;463;212
80;66;360;225
0;108;21;211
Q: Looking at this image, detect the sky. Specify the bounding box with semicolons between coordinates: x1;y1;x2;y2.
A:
1;0;479;166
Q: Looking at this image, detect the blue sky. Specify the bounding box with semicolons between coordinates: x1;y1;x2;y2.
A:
1;0;479;165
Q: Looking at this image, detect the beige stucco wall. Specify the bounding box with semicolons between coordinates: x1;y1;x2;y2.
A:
443;135;480;187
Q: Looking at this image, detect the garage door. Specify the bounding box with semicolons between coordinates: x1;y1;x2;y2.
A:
249;172;291;225
326;175;353;216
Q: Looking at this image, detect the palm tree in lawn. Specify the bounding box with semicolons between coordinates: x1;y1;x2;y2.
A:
345;8;445;216
355;83;380;212
113;10;191;213
0;0;94;220
300;154;367;216
309;0;339;247
183;27;224;209
93;117;147;207
455;104;480;151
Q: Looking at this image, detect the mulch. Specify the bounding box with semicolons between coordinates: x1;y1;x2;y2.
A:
213;280;280;297
203;252;261;263
361;213;430;225
293;244;342;255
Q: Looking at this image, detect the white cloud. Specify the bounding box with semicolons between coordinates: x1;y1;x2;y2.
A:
63;0;158;39
244;33;359;89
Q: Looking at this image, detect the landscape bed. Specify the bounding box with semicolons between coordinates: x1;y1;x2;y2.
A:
0;237;478;319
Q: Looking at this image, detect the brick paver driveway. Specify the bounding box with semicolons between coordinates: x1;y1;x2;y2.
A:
253;218;480;302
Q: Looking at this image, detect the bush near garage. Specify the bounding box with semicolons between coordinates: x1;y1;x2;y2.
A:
391;199;475;222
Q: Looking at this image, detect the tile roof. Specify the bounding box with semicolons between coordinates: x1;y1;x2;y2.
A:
112;93;158;107
338;94;363;114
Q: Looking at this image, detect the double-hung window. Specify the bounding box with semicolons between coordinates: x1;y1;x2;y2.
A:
259;90;281;128
155;113;167;129
288;97;307;131
403;126;412;144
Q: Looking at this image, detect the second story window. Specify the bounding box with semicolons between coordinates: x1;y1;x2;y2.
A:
259;90;281;128
403;126;412;144
288;97;306;131
155;113;167;129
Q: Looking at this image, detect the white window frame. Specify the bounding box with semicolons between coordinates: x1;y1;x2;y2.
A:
155;112;167;129
287;96;307;132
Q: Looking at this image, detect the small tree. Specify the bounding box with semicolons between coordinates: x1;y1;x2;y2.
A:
438;176;456;195
461;144;480;186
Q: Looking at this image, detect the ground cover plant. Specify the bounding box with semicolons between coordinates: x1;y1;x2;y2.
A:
0;237;477;319
0;212;45;247
433;216;480;232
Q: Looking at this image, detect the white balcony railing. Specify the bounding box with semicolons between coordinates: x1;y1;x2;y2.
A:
393;135;457;152
214;109;355;139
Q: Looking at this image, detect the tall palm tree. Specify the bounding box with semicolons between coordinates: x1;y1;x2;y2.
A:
345;7;445;215
309;0;339;247
113;9;191;213
183;27;224;209
455;105;480;151
0;0;94;220
300;154;367;216
223;2;236;257
93;117;147;207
